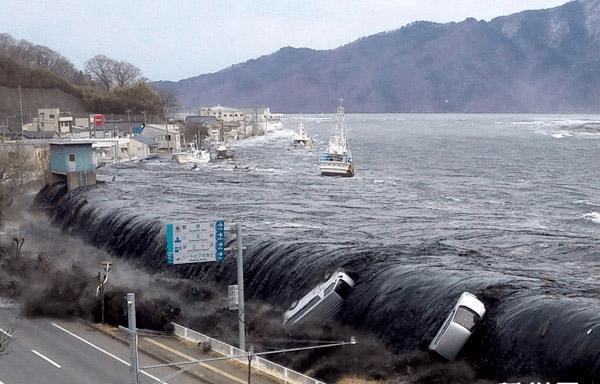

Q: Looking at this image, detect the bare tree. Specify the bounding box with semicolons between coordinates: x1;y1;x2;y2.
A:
113;60;142;88
0;33;80;82
0;33;16;51
84;54;115;90
85;55;143;90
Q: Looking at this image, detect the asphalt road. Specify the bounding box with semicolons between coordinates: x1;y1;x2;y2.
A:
0;307;281;384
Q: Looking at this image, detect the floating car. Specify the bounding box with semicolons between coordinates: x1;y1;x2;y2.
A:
283;271;355;326
429;292;486;360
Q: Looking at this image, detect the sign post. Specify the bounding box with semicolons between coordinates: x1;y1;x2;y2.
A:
94;114;105;127
166;221;225;264
165;220;246;351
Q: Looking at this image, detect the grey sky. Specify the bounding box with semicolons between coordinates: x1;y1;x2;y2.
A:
2;0;569;81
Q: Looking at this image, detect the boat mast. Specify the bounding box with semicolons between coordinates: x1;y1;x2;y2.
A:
336;97;347;146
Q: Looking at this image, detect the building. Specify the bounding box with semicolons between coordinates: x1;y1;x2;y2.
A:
199;105;246;123
48;142;96;190
28;108;74;133
140;123;181;154
127;135;157;159
196;105;283;142
198;105;282;123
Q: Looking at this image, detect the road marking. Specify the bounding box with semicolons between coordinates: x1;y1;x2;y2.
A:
51;322;166;383
144;338;245;384
32;349;62;368
0;328;13;338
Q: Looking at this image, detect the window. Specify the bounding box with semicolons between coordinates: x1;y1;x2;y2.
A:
334;280;353;298
453;306;480;331
69;154;76;162
49;114;55;119
324;282;335;295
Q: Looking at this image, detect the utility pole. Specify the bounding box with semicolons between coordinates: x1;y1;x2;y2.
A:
18;84;24;138
127;293;139;384
165;111;170;154
247;345;254;384
96;261;111;324
236;222;245;352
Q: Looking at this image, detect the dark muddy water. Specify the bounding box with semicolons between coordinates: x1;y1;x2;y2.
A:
41;114;600;382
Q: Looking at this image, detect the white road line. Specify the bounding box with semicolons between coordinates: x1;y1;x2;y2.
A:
32;349;62;368
144;338;245;384
0;328;13;338
51;322;166;383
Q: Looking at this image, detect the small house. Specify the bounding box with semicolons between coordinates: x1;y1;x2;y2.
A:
48;141;96;190
127;135;157;159
141;124;181;153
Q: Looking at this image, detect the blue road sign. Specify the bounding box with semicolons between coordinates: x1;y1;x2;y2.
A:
167;220;225;264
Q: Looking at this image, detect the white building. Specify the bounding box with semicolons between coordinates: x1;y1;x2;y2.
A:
140;123;181;154
25;108;74;133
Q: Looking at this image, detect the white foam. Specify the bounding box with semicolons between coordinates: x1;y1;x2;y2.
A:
584;212;600;224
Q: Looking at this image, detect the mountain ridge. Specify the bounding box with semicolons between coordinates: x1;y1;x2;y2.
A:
156;0;600;113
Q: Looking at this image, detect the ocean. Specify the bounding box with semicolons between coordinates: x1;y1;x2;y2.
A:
39;113;600;382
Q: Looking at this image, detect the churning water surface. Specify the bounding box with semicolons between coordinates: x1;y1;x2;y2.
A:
45;114;600;382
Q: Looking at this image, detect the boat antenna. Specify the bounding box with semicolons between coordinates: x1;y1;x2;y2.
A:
337;97;344;116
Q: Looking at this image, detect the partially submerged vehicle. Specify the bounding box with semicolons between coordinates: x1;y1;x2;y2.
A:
283;271;355;326
429;292;486;360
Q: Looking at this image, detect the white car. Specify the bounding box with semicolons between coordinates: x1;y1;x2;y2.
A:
429;292;486;360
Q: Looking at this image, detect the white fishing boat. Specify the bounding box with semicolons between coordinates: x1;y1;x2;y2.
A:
319;99;355;177
291;120;315;149
172;142;210;164
212;142;234;160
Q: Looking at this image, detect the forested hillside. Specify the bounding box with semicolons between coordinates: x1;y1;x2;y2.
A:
156;0;600;113
0;33;167;129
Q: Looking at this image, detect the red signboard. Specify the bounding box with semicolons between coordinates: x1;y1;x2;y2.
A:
94;114;105;126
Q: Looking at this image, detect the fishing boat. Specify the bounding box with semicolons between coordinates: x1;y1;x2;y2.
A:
172;142;210;164
212;142;234;160
291;120;315;149
319;99;355;177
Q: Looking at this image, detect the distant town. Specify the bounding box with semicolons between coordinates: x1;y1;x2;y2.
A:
0;104;283;191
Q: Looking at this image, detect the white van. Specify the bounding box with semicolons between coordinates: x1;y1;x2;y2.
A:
283;271;355;326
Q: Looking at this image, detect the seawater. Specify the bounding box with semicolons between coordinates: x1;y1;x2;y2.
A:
40;114;600;381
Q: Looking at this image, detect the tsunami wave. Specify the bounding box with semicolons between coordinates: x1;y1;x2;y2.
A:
33;182;600;382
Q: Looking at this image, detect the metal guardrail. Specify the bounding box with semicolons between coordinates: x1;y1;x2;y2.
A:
172;322;326;384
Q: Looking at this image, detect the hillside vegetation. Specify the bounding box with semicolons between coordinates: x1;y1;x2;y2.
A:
0;33;167;128
156;0;600;113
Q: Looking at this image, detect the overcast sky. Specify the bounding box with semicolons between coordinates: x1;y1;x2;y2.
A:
2;0;569;82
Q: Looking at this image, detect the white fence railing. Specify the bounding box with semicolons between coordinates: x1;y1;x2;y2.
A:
172;322;325;384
